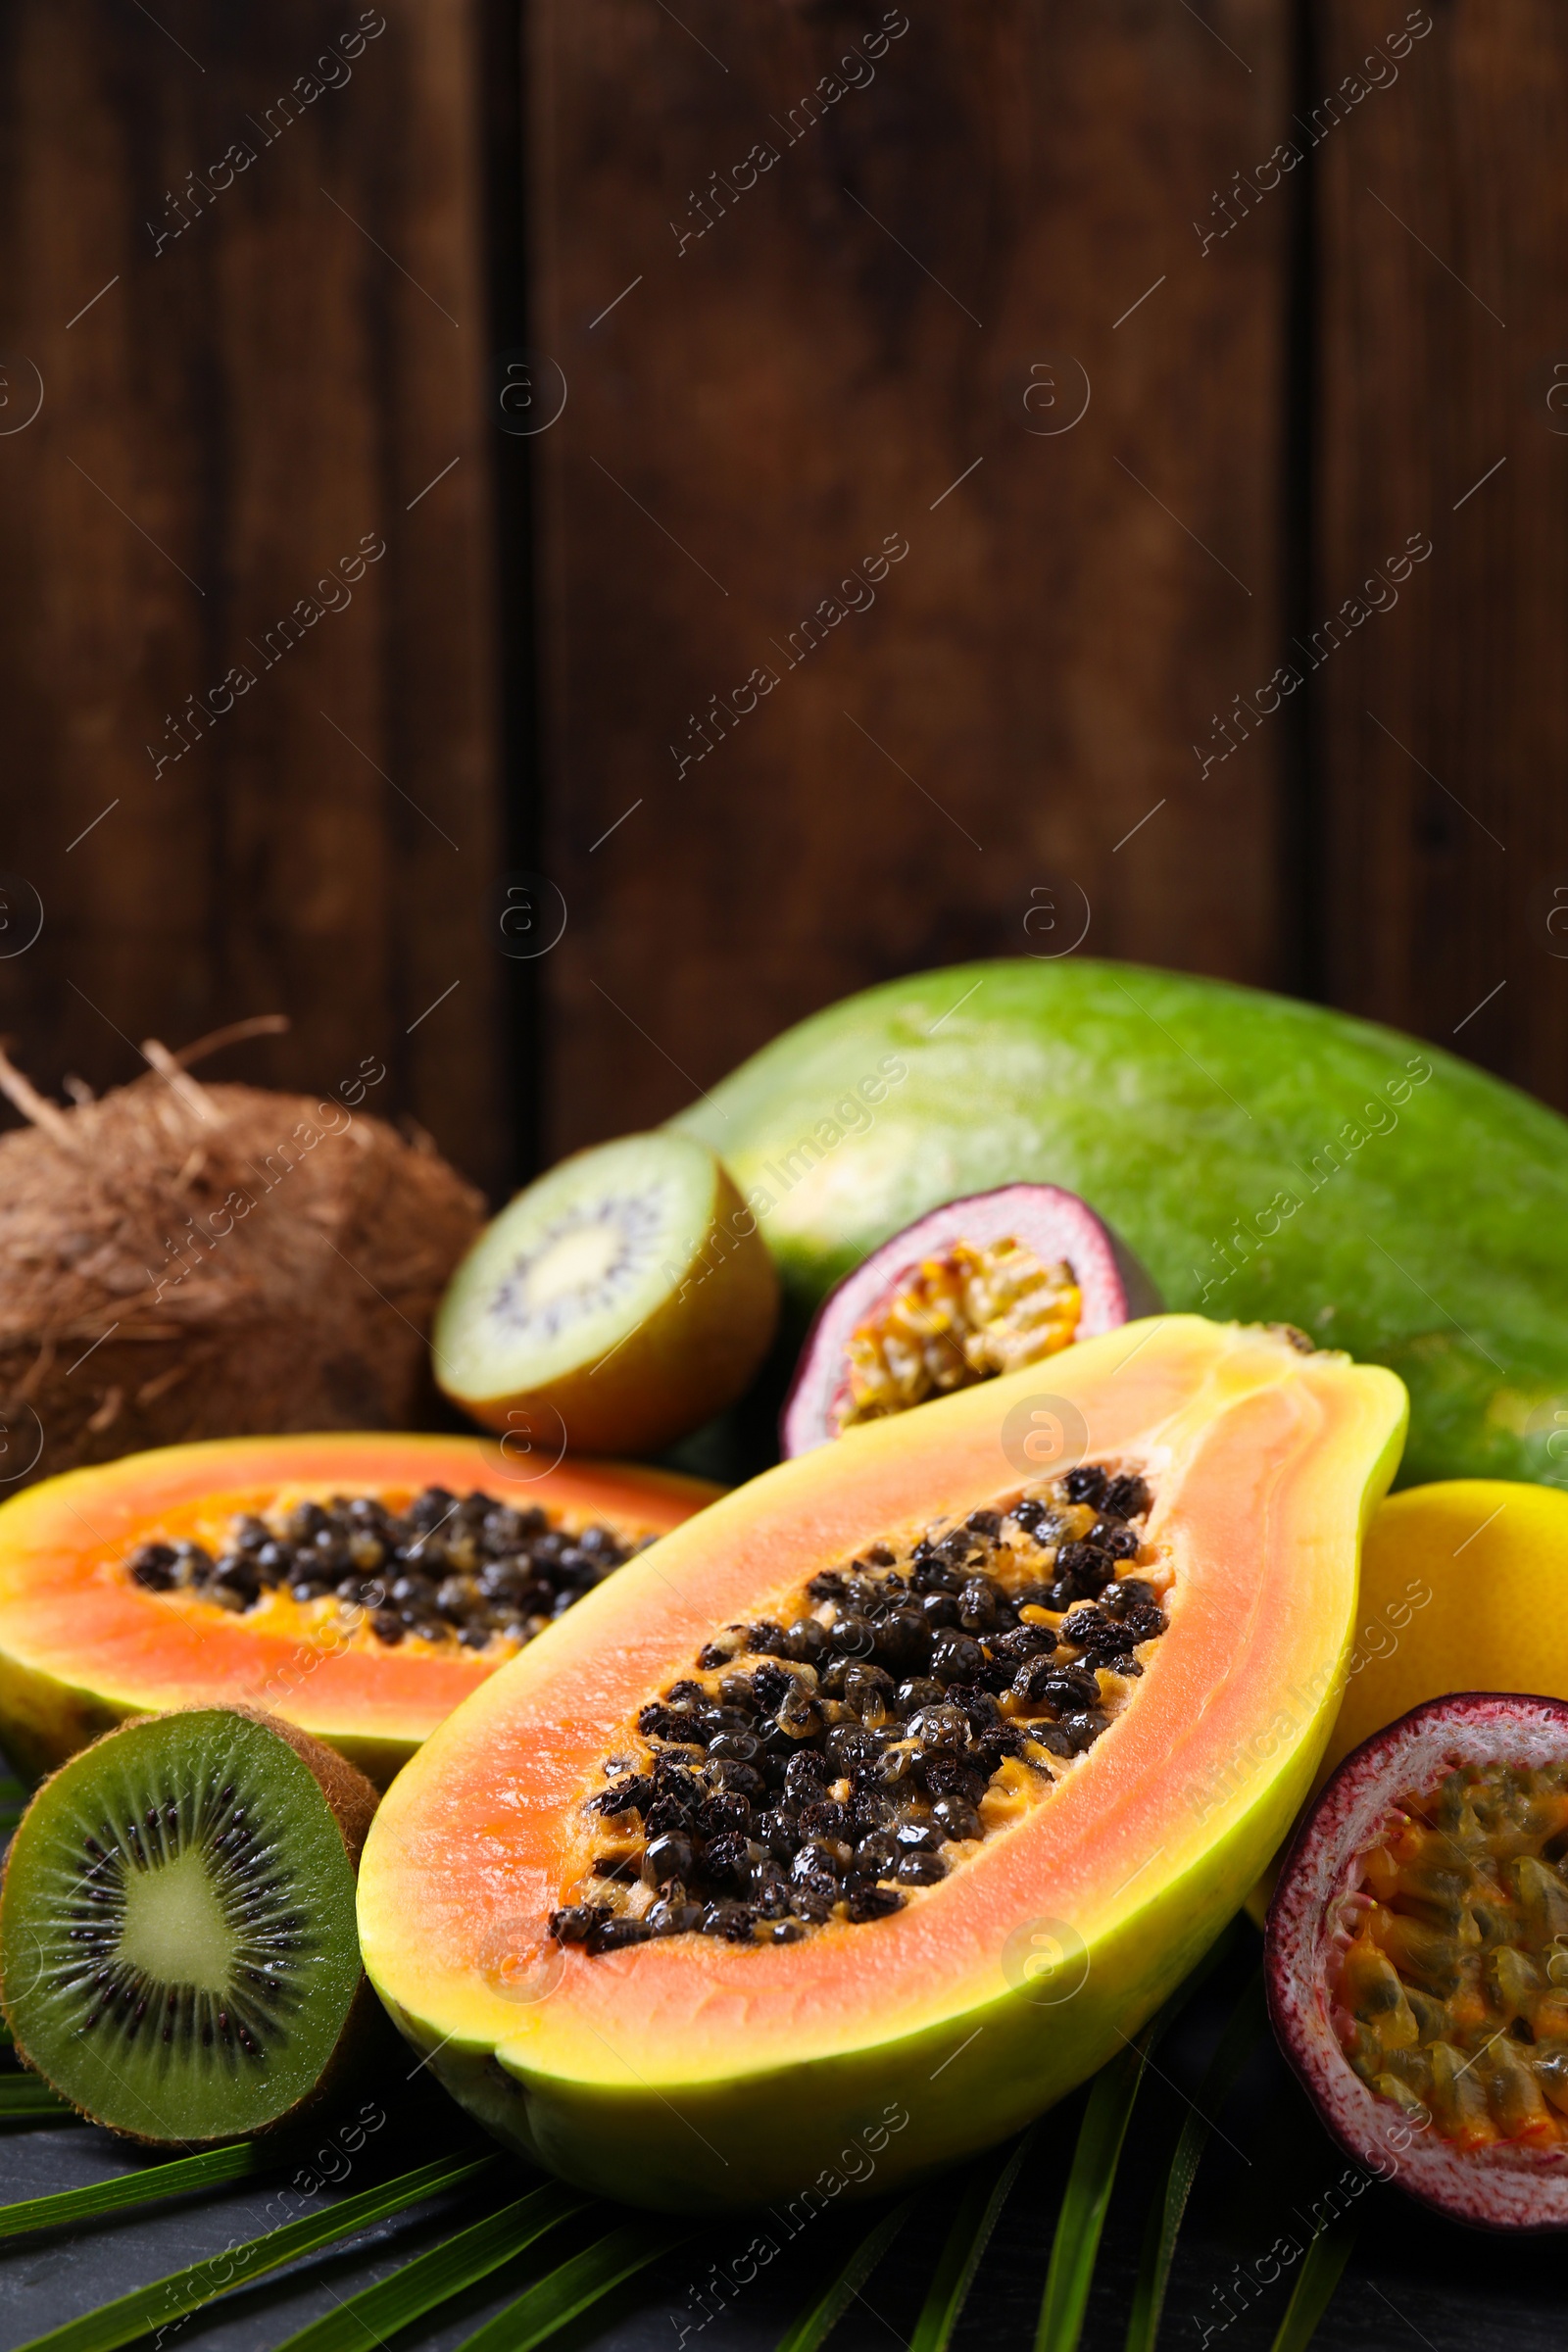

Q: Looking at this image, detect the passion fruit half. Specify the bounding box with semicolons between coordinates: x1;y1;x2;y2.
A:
1267;1692;1568;2230
781;1184;1159;1455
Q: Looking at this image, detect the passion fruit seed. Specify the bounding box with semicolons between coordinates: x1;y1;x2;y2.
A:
1336;1758;1568;2149
838;1236;1082;1431
126;1487;646;1656
550;1461;1163;1954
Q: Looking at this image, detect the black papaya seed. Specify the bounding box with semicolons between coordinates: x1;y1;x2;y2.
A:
874;1608;934;1673
897;1849;947;1886
776;1688;823;1739
1102;1473;1151;1520
786;1618;830;1664
1055;1541;1114;1599
1028;1724;1075;1759
129;1544;178;1592
895;1818;941;1852
827;1608;879;1665
549;1903;611;1944
792;1876;837;1922
907;1703;968;1752
587;1917;653;1953
911;1559;961;1595
958;1577;1003;1632
642;1833;694;1886
783;1751;827;1804
847;1883;906;1922
750;1663;793;1712
695;1792;750;1839
708;1732;760;1762
700;1901;758;1943
1089;1520;1141;1560
931;1794;983;1840
931;1629;985;1680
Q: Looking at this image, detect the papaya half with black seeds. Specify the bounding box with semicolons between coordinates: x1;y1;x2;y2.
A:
358;1316;1406;2210
0;1434;719;1788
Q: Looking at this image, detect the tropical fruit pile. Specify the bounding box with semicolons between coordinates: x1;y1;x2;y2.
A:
3;956;1568;2260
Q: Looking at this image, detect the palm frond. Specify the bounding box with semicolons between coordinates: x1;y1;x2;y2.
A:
776;2194;917;2352
911;2127;1037;2352
1124;1969;1268;2352
1035;2035;1148;2352
454;2217;687;2352
0;2141;270;2238
271;2180;586;2352
10;2149;496;2352
1267;2220;1356;2352
1034;1928;1247;2352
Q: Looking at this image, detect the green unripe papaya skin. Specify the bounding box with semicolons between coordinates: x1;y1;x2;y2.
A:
671;958;1568;1488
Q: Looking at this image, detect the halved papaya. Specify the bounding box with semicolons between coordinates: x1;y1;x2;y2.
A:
0;1434;719;1789
358;1317;1406;2210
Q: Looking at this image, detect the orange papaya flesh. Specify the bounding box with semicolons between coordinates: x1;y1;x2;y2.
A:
0;1434;719;1789
358;1316;1406;2211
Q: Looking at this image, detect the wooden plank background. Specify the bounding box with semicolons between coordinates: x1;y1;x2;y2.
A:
530;0;1299;1158
1315;0;1568;1107
1;0;1565;1198
0;0;510;1194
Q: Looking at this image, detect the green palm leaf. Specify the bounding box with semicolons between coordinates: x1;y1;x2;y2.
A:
776;2195;917;2352
10;2149;496;2352
1034;1929;1246;2352
272;2180;586;2352
1268;2220;1356;2352
911;2128;1037;2352
455;2217;686;2352
1035;2036;1148;2352
0;2141;271;2238
1124;1970;1269;2352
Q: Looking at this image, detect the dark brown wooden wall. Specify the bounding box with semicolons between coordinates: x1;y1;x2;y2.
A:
2;2;1566;1194
1316;1;1568;1104
532;0;1299;1156
0;0;508;1192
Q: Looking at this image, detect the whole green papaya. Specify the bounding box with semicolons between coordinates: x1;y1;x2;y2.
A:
672;959;1568;1488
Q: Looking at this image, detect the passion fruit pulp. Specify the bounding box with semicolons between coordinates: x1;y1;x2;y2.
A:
1267;1693;1568;2230
781;1184;1159;1455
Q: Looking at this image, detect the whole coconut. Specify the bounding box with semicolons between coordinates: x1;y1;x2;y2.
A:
0;1042;484;1487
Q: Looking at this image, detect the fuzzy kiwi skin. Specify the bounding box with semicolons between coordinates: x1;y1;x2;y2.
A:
0;1704;392;2148
448;1161;780;1455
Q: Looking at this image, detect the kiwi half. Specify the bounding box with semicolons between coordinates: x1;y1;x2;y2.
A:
0;1706;380;2145
432;1132;778;1455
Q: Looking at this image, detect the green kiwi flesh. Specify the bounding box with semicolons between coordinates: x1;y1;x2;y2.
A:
432;1131;778;1454
0;1707;376;2144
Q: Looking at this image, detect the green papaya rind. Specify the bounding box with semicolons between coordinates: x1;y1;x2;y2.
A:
671;957;1568;1487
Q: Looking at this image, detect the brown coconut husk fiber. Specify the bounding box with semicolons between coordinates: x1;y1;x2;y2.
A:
0;1023;484;1489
